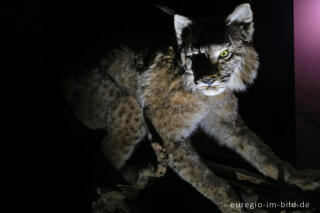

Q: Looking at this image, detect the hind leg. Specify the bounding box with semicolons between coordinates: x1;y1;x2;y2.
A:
120;141;168;190
102;96;148;169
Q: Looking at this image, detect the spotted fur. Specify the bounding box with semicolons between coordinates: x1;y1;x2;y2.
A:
64;3;320;213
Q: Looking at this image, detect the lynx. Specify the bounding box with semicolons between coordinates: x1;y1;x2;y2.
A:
64;4;320;213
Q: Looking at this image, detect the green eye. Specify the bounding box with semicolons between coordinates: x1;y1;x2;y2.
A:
219;50;229;58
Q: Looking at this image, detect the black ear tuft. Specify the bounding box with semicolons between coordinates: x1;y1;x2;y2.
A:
156;4;175;16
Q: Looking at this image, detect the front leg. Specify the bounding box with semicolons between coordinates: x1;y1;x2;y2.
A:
200;108;320;191
165;139;245;213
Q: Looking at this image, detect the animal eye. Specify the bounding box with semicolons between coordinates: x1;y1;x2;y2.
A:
219;50;229;58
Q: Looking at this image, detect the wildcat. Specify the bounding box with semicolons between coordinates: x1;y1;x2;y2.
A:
64;3;320;213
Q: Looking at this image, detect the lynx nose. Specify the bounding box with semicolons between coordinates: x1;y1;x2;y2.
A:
202;78;214;85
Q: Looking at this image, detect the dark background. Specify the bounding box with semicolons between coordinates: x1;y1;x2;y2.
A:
294;0;320;170
5;0;302;212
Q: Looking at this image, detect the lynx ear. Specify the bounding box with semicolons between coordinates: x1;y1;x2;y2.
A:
174;14;192;46
226;3;253;24
226;3;254;42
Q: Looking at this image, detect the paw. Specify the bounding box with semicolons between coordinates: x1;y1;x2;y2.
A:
286;169;320;191
92;187;133;213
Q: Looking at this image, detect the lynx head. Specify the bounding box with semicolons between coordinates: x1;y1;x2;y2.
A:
174;3;259;96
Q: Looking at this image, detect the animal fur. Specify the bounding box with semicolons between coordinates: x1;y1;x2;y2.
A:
64;3;320;213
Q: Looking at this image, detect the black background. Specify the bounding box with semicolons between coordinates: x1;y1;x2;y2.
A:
6;0;299;212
